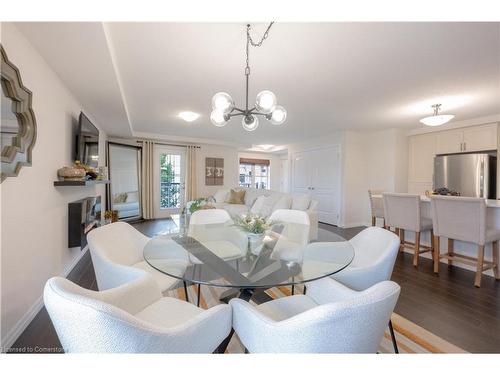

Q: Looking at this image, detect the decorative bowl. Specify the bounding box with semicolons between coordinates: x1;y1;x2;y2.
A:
57;166;86;181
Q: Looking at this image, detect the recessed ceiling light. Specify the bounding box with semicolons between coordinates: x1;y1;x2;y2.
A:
178;111;200;122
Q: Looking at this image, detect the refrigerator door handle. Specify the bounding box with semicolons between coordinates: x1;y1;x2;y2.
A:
479;159;485;198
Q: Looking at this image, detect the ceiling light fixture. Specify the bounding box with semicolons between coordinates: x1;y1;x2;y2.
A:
419;104;455;126
179;111;200;122
210;22;287;131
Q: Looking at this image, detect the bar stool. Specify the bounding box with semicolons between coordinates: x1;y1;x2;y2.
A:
368;189;385;227
430;195;500;287
383;193;433;267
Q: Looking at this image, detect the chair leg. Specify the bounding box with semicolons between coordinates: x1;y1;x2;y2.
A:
388;320;399;354
413;232;420;267
447;238;454;267
291;284;295;295
372;216;376;226
475;245;485;288
183;281;189;302
433;235;440;274
399;229;405;252
493;241;499;280
197;283;201;307
303;285;307;295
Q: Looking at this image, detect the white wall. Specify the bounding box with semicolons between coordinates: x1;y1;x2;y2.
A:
286;129;408;228
196;144;239;198
237;151;283;192
0;23;107;348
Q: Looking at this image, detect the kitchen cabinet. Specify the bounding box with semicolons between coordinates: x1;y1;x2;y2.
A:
435;123;497;154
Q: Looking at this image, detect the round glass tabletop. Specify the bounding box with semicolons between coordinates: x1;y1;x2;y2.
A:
143;221;354;290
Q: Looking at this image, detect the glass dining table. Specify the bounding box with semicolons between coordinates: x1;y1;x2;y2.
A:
143;215;355;303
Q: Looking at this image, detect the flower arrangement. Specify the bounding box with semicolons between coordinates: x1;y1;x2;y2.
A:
189;197;208;213
104;210;119;223
233;213;277;235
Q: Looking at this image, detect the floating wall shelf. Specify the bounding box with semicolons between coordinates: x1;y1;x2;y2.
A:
53;180;110;187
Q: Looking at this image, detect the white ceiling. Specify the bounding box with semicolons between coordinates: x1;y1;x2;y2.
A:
14;22;500;148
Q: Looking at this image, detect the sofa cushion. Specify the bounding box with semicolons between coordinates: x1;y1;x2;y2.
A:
260;194;283;217
291;194;311;210
215;203;248;217
213;189;230;203
273;195;291;211
227;189;246;204
244;188;267;207
250;195;267;215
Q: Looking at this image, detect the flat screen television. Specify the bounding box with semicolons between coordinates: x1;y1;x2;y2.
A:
75;112;99;168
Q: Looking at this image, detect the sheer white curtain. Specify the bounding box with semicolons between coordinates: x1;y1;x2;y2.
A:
186;145;198;202
140;140;155;219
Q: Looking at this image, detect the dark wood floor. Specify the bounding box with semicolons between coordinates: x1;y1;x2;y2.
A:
9;220;500;353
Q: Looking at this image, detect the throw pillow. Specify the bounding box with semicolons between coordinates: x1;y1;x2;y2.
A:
227;189;246;204
259;194;282;217
126;191;139;203
244;189;267;207
273;195;292;211
250;195;267;214
291;194;311;210
113;192;128;204
213;189;230;203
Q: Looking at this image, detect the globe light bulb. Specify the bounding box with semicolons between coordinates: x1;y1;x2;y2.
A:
255;90;277;114
211;92;234;114
210;110;228;127
242;115;259;132
269;105;287;125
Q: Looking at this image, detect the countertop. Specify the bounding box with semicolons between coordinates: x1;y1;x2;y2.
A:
372;194;500;208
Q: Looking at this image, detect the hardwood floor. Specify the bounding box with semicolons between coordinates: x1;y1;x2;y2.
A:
9;220;500;353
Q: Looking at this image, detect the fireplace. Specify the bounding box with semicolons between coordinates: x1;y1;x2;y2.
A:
68;196;101;249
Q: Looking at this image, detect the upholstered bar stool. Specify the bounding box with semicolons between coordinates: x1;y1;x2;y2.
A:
430;196;500;287
383;193;433;267
368;190;385;227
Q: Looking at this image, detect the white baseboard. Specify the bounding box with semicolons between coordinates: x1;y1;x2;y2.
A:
1;247;89;351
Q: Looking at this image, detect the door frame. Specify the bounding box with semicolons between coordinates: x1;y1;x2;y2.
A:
153;145;186;218
106;141;143;221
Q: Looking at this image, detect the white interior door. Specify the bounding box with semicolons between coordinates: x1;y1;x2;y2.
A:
291;151;311;194
309;146;341;225
154;146;186;218
291;146;341;225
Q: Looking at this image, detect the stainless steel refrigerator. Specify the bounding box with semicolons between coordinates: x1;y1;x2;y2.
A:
433;153;497;199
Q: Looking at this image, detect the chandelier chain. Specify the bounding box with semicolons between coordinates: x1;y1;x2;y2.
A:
245;22;274;77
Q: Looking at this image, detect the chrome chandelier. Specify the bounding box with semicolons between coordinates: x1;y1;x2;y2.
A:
210;22;287;131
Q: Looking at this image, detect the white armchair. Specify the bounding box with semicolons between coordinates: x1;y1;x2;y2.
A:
330;226;400;290
43;272;232;353
87;221;188;293
188;209;247;262
230;277;400;353
256;209;310;262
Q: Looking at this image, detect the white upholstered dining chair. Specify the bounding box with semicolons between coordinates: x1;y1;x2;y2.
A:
43;271;232;353
368;189;385;227
431;195;500;287
230;277;400;353
383;193;433;267
87;221;189;293
188;209;247;262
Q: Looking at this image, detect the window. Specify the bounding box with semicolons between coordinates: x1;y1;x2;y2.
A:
239;158;271;189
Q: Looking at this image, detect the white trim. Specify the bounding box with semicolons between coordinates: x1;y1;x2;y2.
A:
408;115;500;136
1;247;89;351
133;131;250;148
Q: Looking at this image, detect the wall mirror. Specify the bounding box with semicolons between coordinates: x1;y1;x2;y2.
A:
1;44;37;182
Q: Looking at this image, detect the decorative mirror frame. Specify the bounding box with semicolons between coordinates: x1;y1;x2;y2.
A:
1;44;37;183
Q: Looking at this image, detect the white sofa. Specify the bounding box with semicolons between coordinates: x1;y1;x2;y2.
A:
206;187;318;240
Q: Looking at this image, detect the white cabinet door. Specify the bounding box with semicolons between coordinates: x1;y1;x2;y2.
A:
436;129;463;154
309;146;341;225
463;124;498;152
408;133;436;183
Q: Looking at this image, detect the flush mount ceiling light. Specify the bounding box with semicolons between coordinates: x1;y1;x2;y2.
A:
210;22;287;131
419;104;455;126
178;111;200;122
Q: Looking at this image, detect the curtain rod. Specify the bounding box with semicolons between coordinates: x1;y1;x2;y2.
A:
136;139;201;149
